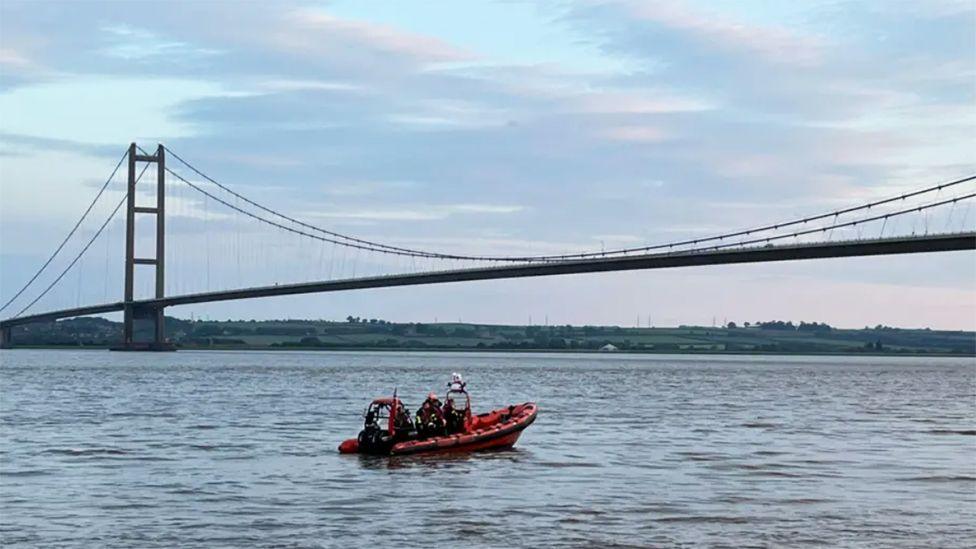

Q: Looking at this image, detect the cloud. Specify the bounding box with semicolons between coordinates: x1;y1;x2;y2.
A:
208;152;306;170
257;79;363;93
313;180;420;197
0;45;52;90
598;125;668;143
387;114;477;129
591;233;643;243
572;90;713;114
0;132;123;158
0;76;237;144
100;24;222;61
0;47;31;68
276;7;472;65
450;204;525;214
623;1;825;66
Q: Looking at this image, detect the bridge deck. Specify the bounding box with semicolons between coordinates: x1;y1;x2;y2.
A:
2;232;973;329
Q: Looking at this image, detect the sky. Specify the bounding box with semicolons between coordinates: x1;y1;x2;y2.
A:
0;0;974;329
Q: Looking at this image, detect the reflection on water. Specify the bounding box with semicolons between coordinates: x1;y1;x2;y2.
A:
358;446;529;471
1;349;974;547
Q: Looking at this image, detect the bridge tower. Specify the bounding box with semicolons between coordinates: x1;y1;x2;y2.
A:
114;143;173;351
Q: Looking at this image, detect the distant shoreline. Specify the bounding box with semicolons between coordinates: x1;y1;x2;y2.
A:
7;317;974;356
4;344;973;358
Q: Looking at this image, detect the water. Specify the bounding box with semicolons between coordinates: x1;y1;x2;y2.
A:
1;349;974;548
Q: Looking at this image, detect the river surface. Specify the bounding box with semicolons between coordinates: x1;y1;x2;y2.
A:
1;350;974;548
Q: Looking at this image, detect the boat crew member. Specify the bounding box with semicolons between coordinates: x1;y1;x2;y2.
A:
444;373;469;434
393;403;413;440
448;372;466;392
414;392;445;437
443;398;464;434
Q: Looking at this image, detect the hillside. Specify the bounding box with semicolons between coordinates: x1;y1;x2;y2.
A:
7;317;974;355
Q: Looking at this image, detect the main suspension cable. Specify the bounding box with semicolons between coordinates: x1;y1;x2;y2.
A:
0;149;128;314
164;166;454;258
164;146;440;258
161;146;975;263
561;175;975;260
694;192;976;255
13;162;152;318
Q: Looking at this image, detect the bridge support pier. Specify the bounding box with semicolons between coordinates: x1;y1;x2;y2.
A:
0;326;11;349
112;305;173;351
113;143;174;352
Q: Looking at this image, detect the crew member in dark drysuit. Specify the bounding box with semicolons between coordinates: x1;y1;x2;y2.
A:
359;407;391;451
393;402;414;441
443;396;469;434
414;392;445;438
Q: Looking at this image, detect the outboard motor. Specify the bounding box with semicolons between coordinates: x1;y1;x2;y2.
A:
355;399;402;454
357;424;393;454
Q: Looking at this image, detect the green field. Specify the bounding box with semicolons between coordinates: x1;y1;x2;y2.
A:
10;316;974;356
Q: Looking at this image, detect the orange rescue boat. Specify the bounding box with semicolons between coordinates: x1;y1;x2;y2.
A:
338;389;537;456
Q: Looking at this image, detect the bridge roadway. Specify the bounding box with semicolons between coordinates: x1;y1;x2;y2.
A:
2;232;974;329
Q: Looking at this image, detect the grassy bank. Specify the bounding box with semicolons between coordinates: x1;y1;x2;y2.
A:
7;316;974;356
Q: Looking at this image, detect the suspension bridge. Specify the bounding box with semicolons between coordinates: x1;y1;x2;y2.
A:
1;143;973;350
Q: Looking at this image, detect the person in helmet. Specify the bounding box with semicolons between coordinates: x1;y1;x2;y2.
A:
448;372;466;392
393;401;414;441
443;373;469;434
414;391;445;438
